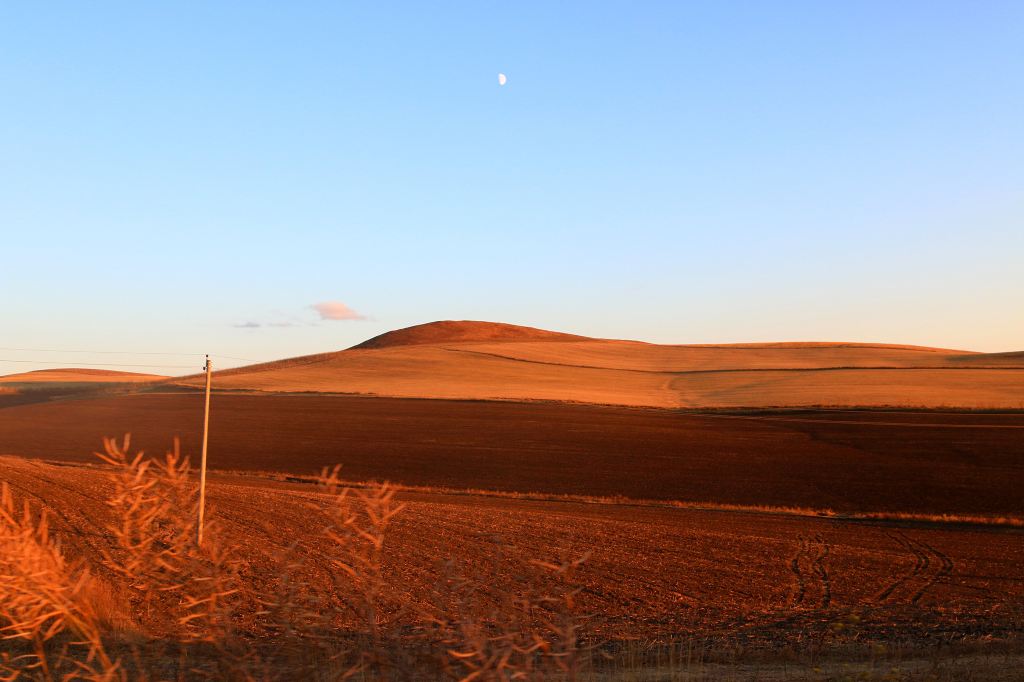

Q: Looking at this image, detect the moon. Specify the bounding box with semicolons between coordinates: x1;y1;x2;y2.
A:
498;73;507;86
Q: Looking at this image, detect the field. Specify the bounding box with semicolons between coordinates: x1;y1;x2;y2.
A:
1;448;1023;679
163;322;1024;409
2;325;1023;678
5;322;1023;411
6;452;1024;631
2;392;1024;677
1;393;1022;517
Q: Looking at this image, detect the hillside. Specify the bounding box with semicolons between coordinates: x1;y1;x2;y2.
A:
170;320;1024;409
352;320;589;349
0;368;167;384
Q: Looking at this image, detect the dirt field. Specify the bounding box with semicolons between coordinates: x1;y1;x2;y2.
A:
1;393;1022;517
2;454;1022;648
3;384;1023;677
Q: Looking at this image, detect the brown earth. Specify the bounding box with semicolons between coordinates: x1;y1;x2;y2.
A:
170;321;1024;409
1;393;1022;517
1;455;1021;647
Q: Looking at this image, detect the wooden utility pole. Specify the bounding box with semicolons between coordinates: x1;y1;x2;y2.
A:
197;355;212;545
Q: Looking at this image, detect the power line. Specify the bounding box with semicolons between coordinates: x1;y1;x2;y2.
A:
0;344;259;373
0;349;258;366
0;347;203;356
0;359;198;369
211;354;259;363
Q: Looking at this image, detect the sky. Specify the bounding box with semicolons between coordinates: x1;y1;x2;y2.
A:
2;1;1022;374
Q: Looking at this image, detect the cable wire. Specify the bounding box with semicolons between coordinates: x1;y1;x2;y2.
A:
0;349;257;372
0;359;198;369
211;355;259;363
0;347;203;356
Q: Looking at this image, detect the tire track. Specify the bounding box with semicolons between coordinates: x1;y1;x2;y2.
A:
788;539;807;607
875;531;954;604
788;535;832;608
876;532;928;602
910;538;954;604
810;534;831;608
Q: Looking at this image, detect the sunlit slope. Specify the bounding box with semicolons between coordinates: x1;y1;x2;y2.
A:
181;344;674;406
172;321;1024;408
0;368;167;384
443;340;979;372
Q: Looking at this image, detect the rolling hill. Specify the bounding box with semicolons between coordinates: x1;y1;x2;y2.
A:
171;320;1024;409
0;368;168;408
0;368;167;384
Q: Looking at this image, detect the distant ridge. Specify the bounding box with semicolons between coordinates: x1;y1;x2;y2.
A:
160;319;1023;409
0;368;166;383
683;342;970;352
351;320;591;350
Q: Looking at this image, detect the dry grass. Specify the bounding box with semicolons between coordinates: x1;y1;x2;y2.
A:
168;324;1024;409
0;482;120;680
0;370;165;384
0;436;590;681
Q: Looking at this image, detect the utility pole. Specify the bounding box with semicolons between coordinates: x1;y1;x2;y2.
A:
197;355;212;545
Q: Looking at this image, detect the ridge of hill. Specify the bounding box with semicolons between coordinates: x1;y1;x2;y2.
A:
0;368;167;383
165;320;1024;409
351;320;592;349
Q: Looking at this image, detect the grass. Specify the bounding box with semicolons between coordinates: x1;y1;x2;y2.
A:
0;435;590;681
0;480;119;679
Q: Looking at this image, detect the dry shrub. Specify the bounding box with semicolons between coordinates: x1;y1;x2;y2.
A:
96;435;260;678
0;483;122;681
240;464;409;680
1;435;592;681
98;435;245;635
319;467;405;621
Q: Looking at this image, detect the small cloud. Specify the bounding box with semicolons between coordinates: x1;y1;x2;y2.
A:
233;302;365;328
311;301;366;321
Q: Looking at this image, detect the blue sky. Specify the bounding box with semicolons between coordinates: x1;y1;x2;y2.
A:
2;1;1022;373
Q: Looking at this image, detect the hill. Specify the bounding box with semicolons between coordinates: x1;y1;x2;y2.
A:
0;368;167;384
171;320;1024;409
351;320;590;349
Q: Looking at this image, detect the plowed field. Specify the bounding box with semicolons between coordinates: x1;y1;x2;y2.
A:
1;455;1022;647
1;394;1022;516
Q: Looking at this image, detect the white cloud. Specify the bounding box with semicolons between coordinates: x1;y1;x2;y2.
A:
311;301;366;321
